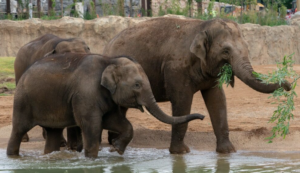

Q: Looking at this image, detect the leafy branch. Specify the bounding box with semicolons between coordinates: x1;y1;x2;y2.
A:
217;54;299;143
253;54;299;143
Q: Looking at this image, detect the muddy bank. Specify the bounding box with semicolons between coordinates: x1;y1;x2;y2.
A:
1;65;300;153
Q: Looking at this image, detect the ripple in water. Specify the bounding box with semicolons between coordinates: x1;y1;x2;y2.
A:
1;148;300;172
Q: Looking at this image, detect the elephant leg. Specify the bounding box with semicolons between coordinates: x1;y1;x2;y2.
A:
108;131;119;145
164;68;194;154
72;98;102;158
21;133;29;142
67;126;82;152
43;127;67;148
42;128;47;139
44;128;64;154
75;127;83;152
81;122;101;158
201;87;236;153
103;108;132;155
43;126;67;148
77;113;101;158
59;132;67;147
107;108;128;146
7;127;33;156
169;93;193;154
7;117;33;156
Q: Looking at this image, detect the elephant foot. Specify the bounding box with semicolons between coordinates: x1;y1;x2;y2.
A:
60;138;67;147
21;133;29;142
109;139;126;155
67;142;77;151
109;146;124;155
67;139;83;152
108;131;119;145
216;140;236;153
169;142;190;154
77;143;83;152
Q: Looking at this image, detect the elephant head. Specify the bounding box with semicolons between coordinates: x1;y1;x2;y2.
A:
101;57;205;124
43;38;91;57
190;19;291;92
15;35;92;85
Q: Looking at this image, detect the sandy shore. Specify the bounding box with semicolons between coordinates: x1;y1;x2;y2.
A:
1;65;300;153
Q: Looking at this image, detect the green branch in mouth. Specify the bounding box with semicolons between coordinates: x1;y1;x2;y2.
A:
216;63;233;89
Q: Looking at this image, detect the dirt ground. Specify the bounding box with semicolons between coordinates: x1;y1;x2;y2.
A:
1;65;300;153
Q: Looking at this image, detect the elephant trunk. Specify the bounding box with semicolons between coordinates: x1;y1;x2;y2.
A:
232;57;291;93
145;99;205;125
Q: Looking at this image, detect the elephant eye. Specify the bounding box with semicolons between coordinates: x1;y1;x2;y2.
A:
223;50;230;55
134;83;141;89
223;47;230;55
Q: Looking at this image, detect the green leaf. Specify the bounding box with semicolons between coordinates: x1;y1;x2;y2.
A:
254;54;298;142
216;63;233;89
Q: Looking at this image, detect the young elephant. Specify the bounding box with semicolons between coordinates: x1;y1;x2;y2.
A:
7;53;205;158
15;34;90;145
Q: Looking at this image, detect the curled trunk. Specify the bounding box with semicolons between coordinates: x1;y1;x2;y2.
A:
232;58;291;93
145;101;205;125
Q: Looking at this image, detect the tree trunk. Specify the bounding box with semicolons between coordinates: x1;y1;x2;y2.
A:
6;0;11;15
48;0;52;16
232;0;234;16
240;0;243;23
129;0;133;17
118;0;124;16
297;0;300;13
187;0;191;17
37;0;41;18
60;0;63;17
93;0;96;12
197;1;202;16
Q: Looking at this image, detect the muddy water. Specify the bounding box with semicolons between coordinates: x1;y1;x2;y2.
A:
0;148;300;173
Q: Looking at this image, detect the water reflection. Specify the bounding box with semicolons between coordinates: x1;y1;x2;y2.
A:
1;149;300;172
110;165;132;173
172;155;187;173
215;157;230;173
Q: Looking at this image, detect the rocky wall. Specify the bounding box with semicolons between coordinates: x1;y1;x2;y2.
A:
0;15;299;65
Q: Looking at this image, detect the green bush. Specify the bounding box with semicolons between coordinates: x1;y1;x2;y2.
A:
84;0;97;20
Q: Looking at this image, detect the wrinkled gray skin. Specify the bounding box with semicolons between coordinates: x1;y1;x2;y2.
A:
103;18;291;154
7;53;205;158
14;34;90;147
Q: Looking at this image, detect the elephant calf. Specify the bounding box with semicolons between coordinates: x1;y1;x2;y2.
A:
7;53;205;158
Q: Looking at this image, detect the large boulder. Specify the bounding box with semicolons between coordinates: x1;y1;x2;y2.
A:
240;23;300;65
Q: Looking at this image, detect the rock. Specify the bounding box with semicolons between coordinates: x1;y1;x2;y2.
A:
240;23;300;65
0;87;8;94
291;15;300;27
0;15;299;65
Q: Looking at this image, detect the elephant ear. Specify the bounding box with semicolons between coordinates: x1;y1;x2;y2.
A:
190;31;208;66
43;49;56;57
101;64;118;94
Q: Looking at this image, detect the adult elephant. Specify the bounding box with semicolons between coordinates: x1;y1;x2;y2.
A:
7;54;205;158
15;34;90;146
103;18;291;154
